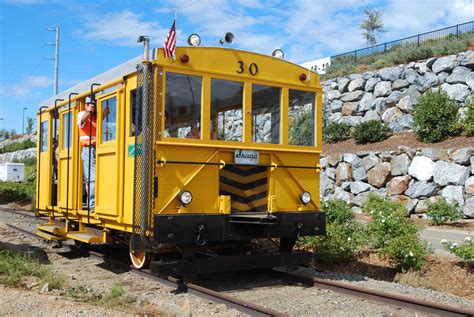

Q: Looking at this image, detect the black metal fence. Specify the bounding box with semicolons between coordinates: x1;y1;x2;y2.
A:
331;21;474;63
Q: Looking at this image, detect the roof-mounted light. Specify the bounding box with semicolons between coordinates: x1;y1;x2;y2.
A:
219;32;234;45
187;33;201;46
272;49;284;60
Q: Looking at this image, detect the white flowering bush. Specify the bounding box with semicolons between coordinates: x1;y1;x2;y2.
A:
297;200;364;263
363;194;430;270
441;237;474;262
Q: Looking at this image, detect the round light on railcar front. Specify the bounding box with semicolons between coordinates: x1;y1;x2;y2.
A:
187;34;201;46
272;49;284;60
179;191;193;206
300;191;311;205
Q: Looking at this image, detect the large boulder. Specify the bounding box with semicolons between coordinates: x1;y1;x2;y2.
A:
340;116;362;127
365;77;380;92
336;162;353;184
330;99;343;112
378;66;401;81
343;153;362;167
348;78;366;92
405;180;438;198
464;197;474;218
326;90;341;101
338;77;351;93
460;51;474;69
419;72;440;90
320;173;335;197
391;154;411;176
431;55;456;74
408;156;434;181
361;110;380;123
389;114;413;132
381;107;403;124
465;177;474;195
362;153;381;171
433;161;469;186
367;162;391;188
420;148;448;161
341;102;358;116
441;186;465;206
359;93;375;112
446;66;471;84
392;79;410;90
440;83;470;102
451;148;472;165
404;68;419;84
387;175;411;196
374;81;392;97
341;91;365;102
391;195;418;214
350;181;372;195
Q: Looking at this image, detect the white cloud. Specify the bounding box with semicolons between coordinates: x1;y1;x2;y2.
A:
82;10;170;47
0;75;53;97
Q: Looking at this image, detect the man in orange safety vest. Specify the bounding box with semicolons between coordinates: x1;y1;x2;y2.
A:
77;96;96;210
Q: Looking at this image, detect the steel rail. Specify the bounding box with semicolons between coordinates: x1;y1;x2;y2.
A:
0;207;44;220
274;270;474;317
2;222;285;317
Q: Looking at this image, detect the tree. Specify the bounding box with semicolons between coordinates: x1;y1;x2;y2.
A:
26;117;34;134
360;7;385;47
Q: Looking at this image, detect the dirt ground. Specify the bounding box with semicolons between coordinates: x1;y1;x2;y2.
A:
315;251;474;301
323;132;474;155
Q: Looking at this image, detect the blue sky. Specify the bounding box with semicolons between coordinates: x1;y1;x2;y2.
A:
0;0;472;133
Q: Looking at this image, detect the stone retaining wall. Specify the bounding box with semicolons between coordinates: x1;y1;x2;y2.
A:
321;147;473;218
322;50;474;131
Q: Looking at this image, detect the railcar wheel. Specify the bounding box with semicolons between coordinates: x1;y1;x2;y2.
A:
129;239;151;269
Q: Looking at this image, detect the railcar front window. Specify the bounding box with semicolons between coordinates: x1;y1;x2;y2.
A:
40;121;48;152
288;90;315;146
62;112;72;149
165;72;202;139
101;97;117;143
211;79;243;142
252;84;281;144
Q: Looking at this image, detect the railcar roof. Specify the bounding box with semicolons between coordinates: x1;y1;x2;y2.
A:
38;55;142;108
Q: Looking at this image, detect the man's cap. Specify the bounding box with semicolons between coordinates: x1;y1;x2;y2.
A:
85;96;95;104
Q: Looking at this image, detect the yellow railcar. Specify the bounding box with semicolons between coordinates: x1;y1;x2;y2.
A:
36;46;325;276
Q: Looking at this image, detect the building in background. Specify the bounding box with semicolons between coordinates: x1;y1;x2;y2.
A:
300;57;331;75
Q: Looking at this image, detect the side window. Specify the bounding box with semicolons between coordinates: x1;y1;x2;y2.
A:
62;112;72;149
252;84;281;144
40;121;48;152
101;96;117;143
130;89;142;137
288;90;315;146
165;72;202;139
210;78;243;142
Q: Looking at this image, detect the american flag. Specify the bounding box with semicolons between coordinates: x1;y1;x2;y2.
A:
163;19;176;58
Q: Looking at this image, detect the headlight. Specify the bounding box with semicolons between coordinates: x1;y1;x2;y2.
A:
179;191;193;206
300;191;311;205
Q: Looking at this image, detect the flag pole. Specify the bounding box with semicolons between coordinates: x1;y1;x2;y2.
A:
172;11;177;62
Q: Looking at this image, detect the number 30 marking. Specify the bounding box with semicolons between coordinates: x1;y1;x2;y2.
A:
236;61;259;76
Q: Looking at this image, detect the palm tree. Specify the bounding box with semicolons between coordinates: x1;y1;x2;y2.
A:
360;7;385;47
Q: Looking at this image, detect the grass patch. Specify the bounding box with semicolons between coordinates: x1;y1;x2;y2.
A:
323;37;472;80
0;246;65;290
0;158;37;204
0;139;36;154
66;282;135;309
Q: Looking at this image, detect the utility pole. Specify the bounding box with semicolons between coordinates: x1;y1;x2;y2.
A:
22;107;27;134
45;26;60;96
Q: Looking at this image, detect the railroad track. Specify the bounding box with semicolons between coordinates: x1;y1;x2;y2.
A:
0;206;40;219
2;209;474;317
2;222;285;317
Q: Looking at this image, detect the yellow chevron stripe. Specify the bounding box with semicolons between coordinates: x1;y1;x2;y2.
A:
220;169;267;183
231;197;268;212
220;183;267;198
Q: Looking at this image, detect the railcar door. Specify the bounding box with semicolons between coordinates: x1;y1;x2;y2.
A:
36;112;52;212
95;91;122;217
57;109;76;213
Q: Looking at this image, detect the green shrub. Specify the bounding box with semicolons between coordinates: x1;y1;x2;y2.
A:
323;122;351;143
442;237;474;262
0;139;36;154
323;37;471;80
426;198;462;225
289;111;313;146
298;199;364;263
363;195;430;270
0;158;37;204
353;120;390;144
413;90;462;143
464;102;474;136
